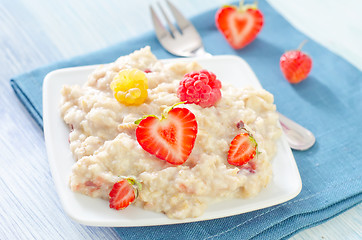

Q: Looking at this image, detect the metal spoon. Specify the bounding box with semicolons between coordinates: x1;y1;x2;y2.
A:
278;112;316;151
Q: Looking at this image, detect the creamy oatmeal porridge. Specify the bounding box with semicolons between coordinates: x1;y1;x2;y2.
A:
60;46;281;219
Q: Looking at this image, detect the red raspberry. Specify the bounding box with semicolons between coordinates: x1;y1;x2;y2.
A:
177;70;222;108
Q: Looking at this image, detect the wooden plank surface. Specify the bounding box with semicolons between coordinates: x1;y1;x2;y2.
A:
0;0;361;239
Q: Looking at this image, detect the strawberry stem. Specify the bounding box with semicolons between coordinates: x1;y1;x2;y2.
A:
126;177;142;198
135;102;186;124
239;0;245;9
297;40;308;51
134;115;158;124
239;0;258;11
241;127;259;155
161;102;186;119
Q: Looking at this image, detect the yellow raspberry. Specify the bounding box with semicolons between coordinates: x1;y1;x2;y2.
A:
110;68;148;105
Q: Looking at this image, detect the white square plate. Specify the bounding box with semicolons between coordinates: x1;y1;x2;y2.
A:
43;55;302;227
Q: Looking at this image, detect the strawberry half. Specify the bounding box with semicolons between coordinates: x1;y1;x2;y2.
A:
215;1;264;49
109;177;141;210
227;132;257;166
136;105;198;165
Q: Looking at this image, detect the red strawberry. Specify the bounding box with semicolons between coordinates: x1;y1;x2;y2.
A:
109;177;141;210
136;105;198;165
280;41;312;84
215;1;264;49
227;132;257;166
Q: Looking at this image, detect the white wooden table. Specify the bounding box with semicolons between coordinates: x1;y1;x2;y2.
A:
0;0;361;239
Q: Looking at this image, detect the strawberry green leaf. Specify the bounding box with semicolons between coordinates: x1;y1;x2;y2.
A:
134;115;158;125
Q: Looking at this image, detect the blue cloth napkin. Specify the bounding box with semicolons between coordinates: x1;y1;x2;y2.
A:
10;1;362;239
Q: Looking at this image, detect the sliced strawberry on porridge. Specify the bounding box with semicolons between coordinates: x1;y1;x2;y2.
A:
109;177;141;210
136;104;198;165
228;131;258;166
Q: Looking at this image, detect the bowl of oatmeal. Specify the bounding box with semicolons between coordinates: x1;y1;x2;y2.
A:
43;47;302;226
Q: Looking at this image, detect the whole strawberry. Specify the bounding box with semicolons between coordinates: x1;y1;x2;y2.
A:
215;1;264;49
280;41;312;84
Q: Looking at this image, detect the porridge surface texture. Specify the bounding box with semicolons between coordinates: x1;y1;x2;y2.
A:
60;47;282;219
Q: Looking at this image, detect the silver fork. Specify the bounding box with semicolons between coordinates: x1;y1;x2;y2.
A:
150;0;315;151
150;0;210;57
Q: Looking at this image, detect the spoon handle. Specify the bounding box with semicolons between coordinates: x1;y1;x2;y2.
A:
278;112;316;151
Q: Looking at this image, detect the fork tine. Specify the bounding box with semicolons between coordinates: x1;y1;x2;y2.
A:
150;0;206;57
157;2;180;37
150;5;172;40
166;0;191;31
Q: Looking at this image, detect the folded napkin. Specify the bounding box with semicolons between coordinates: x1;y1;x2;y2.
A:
11;0;362;239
